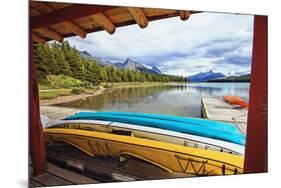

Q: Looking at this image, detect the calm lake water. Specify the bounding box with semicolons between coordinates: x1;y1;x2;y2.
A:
56;83;250;117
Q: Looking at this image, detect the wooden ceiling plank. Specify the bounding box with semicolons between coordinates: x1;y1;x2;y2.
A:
30;9;41;17
179;10;190;21
33;2;87;39
127;7;148;28
32;34;46;44
33;28;64;42
30;4;116;29
90;13;116;34
46;2;73;10
62;21;87;38
30;1;53;14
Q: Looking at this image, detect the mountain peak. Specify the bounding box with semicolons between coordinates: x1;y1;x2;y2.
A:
188;71;225;82
124;58;136;64
81;51;92;57
151;66;162;74
79;52;162;74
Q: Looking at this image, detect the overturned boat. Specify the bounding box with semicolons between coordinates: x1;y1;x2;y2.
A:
44;118;245;155
64;111;246;146
44;127;244;176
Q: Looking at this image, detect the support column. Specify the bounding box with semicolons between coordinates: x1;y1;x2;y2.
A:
29;33;46;175
243;15;268;173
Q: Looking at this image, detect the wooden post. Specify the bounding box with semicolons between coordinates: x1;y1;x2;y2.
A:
243;15;268;173
29;33;46;175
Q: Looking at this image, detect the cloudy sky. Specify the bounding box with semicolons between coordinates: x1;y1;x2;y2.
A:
67;12;254;77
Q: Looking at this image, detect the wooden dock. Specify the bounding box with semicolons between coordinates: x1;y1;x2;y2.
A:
40;106;82;120
201;97;248;134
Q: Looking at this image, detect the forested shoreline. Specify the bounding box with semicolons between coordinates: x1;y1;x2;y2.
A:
35;41;186;88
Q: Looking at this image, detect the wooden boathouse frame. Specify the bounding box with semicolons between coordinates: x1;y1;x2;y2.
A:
29;1;267;176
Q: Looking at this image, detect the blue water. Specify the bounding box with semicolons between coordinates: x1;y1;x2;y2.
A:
56;83;250;117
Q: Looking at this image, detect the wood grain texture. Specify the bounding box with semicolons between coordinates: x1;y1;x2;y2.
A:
179;10;190;21
127;7;148;28
29;36;46;175
244;15;268;173
90;13;116;34
32;34;46;44
33;28;64;42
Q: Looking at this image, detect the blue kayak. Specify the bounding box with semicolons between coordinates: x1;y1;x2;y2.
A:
93;111;240;133
64;111;246;145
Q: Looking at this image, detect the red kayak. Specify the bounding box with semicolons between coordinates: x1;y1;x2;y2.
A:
223;96;249;108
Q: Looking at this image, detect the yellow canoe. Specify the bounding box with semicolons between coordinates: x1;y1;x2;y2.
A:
44;128;244;176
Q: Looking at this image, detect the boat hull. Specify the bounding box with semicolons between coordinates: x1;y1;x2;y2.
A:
44;128;244;176
64;111;246;145
46;119;244;155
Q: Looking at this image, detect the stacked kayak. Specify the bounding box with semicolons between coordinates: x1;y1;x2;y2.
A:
45;118;245;155
44;127;244;175
64;111;245;146
43;111;245;175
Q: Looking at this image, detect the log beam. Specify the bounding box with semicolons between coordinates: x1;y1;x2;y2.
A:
29;32;46;175
30;4;116;29
32;34;46;44
179;10;190;21
243;15;268;173
62;21;87;38
127;7;148;28
33;28;64;42
90;13;116;34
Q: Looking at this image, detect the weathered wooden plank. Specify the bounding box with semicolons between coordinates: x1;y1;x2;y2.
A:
30;161;99;187
204;108;248;123
31;172;73;186
46;162;99;184
29;179;44;187
202;98;234;109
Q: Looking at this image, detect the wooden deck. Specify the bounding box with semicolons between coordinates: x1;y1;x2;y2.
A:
201;97;248;134
30;161;99;187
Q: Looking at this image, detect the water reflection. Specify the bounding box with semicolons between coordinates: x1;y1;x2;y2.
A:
56;83;250;117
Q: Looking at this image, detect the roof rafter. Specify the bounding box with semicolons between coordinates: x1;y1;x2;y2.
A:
90;13;116;34
179;10;190;21
62;21;87;38
127;7;148;28
33;28;64;42
32;33;46;44
30;4;116;29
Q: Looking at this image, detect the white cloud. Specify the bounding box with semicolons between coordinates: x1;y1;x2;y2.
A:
67;12;254;76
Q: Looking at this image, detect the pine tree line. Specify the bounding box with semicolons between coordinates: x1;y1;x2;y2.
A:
34;41;187;86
